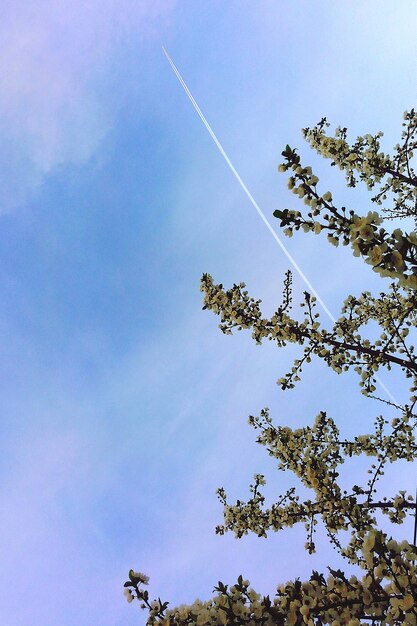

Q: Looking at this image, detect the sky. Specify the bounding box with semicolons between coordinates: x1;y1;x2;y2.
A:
0;2;416;624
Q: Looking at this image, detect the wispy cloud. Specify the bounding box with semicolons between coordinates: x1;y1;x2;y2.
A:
0;0;175;212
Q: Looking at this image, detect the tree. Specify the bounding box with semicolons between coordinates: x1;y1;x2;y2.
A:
124;110;417;625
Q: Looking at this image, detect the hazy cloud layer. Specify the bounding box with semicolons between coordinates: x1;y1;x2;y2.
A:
0;0;175;212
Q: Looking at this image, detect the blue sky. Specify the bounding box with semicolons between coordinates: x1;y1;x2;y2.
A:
0;2;416;625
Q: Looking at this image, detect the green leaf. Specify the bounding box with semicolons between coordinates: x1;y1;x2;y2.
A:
273;208;289;226
214;581;227;593
281;144;293;158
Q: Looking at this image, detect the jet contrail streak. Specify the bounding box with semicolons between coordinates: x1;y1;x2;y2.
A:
162;46;398;405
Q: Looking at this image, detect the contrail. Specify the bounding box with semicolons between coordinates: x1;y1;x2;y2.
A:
162;46;398;405
162;47;335;320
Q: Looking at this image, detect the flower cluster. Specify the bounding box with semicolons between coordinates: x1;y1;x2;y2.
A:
216;409;417;558
200;272;417;399
275;111;417;288
125;533;417;625
302;110;416;222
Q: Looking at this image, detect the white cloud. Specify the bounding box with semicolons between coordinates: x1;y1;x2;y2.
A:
0;0;175;212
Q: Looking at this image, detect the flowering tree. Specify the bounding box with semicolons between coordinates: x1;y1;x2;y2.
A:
124;110;417;625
